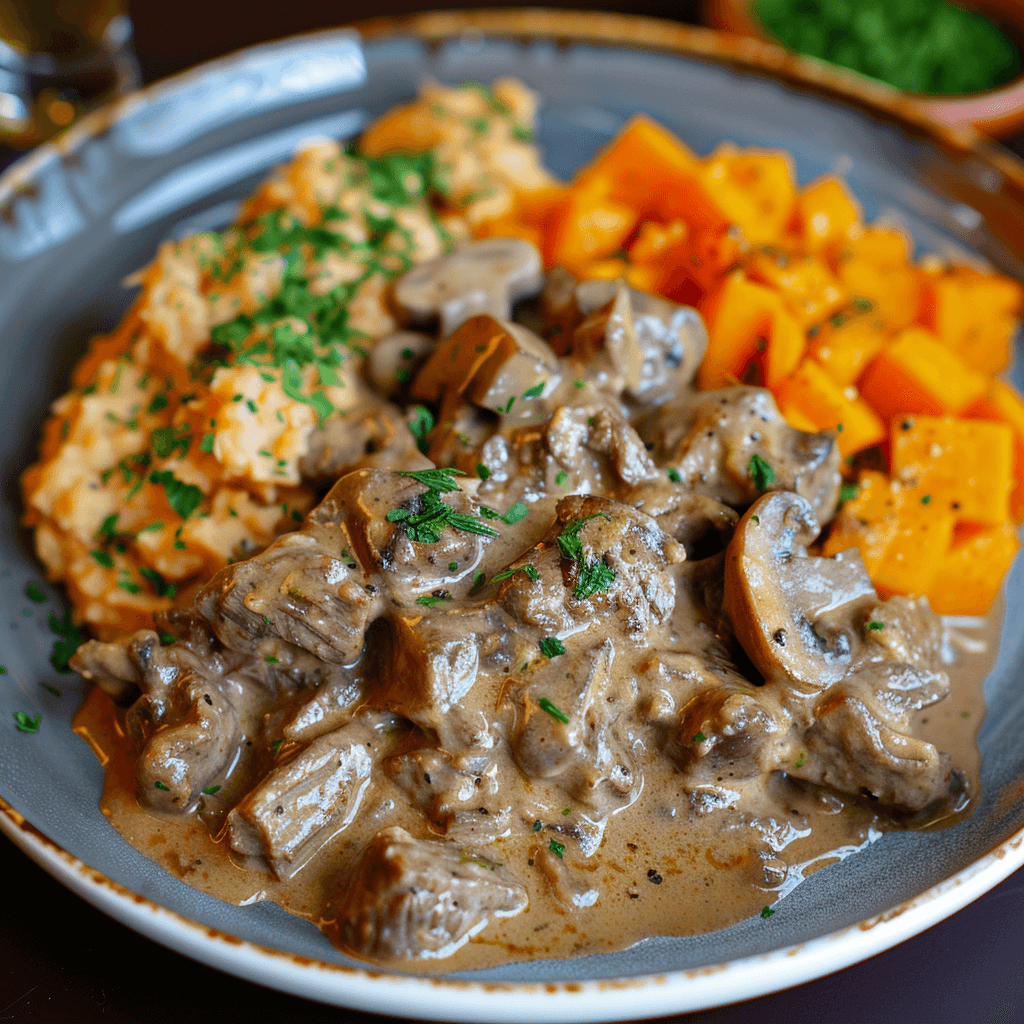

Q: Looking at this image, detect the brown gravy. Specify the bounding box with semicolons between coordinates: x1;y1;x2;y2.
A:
72;602;994;974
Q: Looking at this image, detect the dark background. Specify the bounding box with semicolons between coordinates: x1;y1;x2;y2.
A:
2;2;1024;1021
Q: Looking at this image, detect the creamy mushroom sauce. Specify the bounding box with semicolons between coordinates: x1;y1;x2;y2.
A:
70;242;995;972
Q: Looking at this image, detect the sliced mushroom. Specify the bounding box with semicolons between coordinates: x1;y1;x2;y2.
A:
392;237;544;338
723;490;876;696
412;314;560;420
366;330;434;395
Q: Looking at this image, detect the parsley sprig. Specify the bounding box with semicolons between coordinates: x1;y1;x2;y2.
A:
557;513;616;600
386;468;498;544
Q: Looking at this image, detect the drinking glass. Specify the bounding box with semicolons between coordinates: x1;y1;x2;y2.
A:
0;0;139;147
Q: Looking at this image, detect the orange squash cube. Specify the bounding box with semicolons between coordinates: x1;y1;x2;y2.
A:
807;313;889;387
747;252;849;328
773;359;886;456
545;187;638;272
926;522;1021;616
965;380;1024;522
830;227;920;330
890;415;1014;526
794;176;862;252
918;266;1023;375
858;328;989;422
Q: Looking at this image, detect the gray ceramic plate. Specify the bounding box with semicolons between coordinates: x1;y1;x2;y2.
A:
1;12;1023;1020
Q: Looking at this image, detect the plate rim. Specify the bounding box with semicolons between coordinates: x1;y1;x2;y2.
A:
2;9;1024;1017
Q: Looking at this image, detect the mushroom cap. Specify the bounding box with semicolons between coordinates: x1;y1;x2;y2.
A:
392;237;544;338
723;490;876;695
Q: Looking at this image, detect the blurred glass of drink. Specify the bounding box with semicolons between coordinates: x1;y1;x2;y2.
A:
0;0;140;148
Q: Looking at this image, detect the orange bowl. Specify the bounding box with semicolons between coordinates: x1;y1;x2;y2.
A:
704;0;1024;137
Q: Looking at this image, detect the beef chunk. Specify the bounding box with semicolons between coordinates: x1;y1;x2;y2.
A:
227;716;382;878
645;386;841;518
337;826;527;961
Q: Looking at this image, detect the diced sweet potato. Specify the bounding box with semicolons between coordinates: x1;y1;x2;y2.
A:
858;327;989;422
697;272;804;389
773;359;885;457
890;415;1014;526
747;252;849;328
926;522;1021;616
794;176;862;252
807;313;889;387
830;227;920;329
821;470;902;577
870;488;955;598
965;380;1024;522
918;266;1023;375
545;186;638;272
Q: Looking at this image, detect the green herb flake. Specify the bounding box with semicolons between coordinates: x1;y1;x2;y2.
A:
408;405;434;454
555;470;568;487
25;583;46;603
751;515;760;524
501;502;528;525
793;751;807;769
549;839;565;859
693;731;707;743
448;561;459;572
147;393;168;415
149;470;203;520
493;564;539;583
532;819;543;832
13;712;41;733
476;462;491;481
921;494;932;505
159;633;177;646
748;453;776;492
539;637;567;658
562;807;571;816
415;595;445;607
202;785;222;795
573;378;585;389
265;655;280;665
154;781;170;791
91;550;114;568
760;905;774;919
839;482;860;504
667;467;682;483
523;382;545;399
866;620;885;631
41;684;61;697
538;696;570;724
49;610;85;673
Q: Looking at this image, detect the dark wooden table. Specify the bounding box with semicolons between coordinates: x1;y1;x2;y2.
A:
3;3;1024;1021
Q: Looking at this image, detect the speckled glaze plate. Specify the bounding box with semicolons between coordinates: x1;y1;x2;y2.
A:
1;11;1023;1020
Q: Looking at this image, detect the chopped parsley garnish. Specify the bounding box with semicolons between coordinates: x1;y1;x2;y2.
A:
408;405;434;454
49;610;84;673
265;655;280;664
147;393;168;415
493;564;539;583
476;462;491;481
469;571;486;595
549;839;565;859
760;905;774;919
149;470;203;520
666;468;682;483
557;513;616;600
13;712;41;733
25;582;46;603
693;731;707;743
139;567;176;598
398;467;465;492
151;424;191;459
415;595;445;607
41;684;61;697
866;620;885;631
91;550;114;568
538;696;570;724
751;514;760;524
448;561;459;572
154;781;170;791
532;819;543;832
539;637;566;658
921;494;931;505
555;470;568;487
523;382;545;399
839;482;860;504
748;453;776;492
202;785;222;795
159;633;177;645
793;751;807;769
573;378;585;389
501;502;528;525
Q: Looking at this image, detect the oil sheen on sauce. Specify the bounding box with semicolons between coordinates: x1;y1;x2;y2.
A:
72;600;994;975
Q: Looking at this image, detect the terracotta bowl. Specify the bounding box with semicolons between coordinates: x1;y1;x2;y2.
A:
705;0;1024;137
